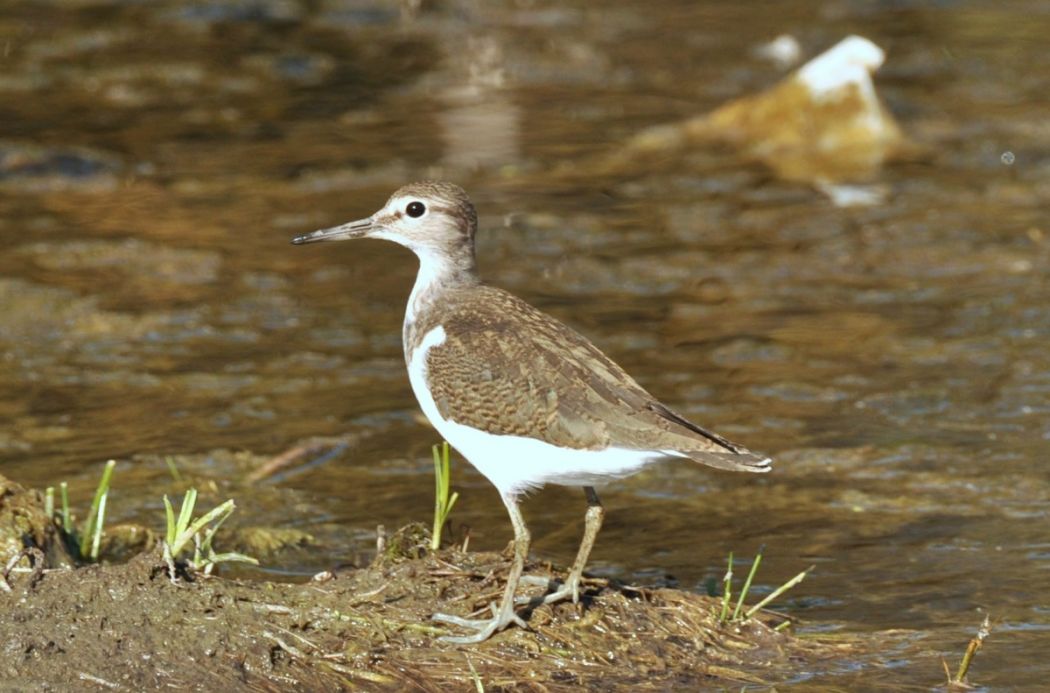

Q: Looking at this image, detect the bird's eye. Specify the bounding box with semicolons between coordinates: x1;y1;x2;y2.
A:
406;201;426;218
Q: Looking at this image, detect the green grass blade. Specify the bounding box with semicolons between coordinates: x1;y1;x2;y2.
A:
744;565;814;620
206;551;259;566
733;545;764;621
60;482;72;533
163;495;176;544
441;441;451;488
175;499;235;554
164;456;183;485
441;491;459;525
176;489;197;536
160;488;253;575
431;443;442;551
80;460;116;559
89;493;108;561
197;501;237;553
431;441;454;551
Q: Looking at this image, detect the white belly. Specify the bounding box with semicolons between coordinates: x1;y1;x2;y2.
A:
407;325;669;497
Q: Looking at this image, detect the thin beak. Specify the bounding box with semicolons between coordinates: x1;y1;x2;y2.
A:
291;217;373;245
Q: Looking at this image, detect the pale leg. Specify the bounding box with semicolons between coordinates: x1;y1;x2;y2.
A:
520;486;605;606
432;492;530;643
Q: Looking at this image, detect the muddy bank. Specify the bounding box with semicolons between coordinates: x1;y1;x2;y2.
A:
0;477;850;690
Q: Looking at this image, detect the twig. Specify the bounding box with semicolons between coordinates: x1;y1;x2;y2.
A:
466;655;485;693
77;672;121;690
1;547;46;592
347;582;388;605
718;552;733;622
273;624;321;653
263;630;308;659
951;615;991;686
248;435;360;483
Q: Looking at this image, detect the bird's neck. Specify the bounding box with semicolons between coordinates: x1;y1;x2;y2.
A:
403;244;479;352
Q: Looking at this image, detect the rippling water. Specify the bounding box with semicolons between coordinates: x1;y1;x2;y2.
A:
1;0;1048;687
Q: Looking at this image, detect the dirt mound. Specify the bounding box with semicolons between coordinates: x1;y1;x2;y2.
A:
1;476;851;689
1;547;850;690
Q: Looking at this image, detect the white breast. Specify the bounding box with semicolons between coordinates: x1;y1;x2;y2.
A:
406;325;667;498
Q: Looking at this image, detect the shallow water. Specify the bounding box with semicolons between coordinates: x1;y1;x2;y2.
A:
1;0;1048;688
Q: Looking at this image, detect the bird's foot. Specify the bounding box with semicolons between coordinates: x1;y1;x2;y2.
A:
432;601;529;644
515;574;581;606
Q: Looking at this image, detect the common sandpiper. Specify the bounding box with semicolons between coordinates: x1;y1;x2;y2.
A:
292;182;771;643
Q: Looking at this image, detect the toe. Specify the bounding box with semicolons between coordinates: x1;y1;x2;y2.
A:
433;601;528;643
432;612;490;629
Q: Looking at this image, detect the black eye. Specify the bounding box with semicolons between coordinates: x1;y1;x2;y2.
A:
406;201;426;218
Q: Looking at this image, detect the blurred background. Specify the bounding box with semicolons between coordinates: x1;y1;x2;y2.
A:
1;0;1047;687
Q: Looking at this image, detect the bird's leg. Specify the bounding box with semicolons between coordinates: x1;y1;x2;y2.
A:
520;486;604;606
432;493;531;643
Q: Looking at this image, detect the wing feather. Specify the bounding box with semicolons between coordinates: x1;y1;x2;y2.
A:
421;286;770;473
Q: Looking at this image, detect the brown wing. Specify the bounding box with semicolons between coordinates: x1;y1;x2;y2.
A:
423;287;770;473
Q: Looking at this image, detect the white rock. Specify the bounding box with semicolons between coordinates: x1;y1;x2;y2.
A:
797;35;885;99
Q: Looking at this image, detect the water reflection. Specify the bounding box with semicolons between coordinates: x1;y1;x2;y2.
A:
438;36;522;171
0;0;1048;688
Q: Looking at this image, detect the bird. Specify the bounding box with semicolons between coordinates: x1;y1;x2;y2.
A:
292;181;771;643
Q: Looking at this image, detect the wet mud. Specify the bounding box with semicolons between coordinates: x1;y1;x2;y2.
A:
1;479;848;691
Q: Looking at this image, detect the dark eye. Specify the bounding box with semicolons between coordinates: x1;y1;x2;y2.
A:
406;201;426;218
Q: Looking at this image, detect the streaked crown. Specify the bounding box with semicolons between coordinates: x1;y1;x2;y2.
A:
375;181;478;252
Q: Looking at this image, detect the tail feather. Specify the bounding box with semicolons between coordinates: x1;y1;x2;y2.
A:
686;449;772;473
647;401;749;454
647;401;772;473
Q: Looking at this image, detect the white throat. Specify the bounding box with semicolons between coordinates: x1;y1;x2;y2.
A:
404;248;444;328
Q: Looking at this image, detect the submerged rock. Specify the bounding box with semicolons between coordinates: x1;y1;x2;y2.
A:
226;526;316;559
614;36;910;195
0;141;123;192
98;523;157;563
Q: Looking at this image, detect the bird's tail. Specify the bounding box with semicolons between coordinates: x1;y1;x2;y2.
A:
684;449;772;473
646;401;772;473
